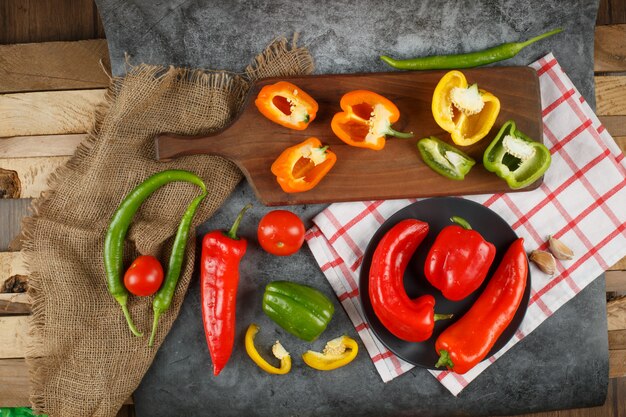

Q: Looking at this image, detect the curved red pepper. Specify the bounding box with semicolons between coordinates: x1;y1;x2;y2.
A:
424;216;496;301
201;204;251;376
435;238;528;374
369;219;450;342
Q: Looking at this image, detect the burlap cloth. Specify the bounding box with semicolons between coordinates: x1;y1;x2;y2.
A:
22;37;313;417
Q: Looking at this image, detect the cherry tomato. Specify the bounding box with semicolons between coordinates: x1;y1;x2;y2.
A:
258;210;305;256
124;255;164;296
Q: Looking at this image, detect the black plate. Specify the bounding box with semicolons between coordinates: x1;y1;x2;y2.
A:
359;197;531;370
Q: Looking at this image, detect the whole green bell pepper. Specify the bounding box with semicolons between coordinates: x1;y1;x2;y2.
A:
417;136;476;180
483;120;551;189
262;281;334;342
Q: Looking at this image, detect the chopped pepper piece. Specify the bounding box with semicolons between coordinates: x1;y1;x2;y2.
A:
331;90;413;150
417;136;476;180
245;323;292;375
483;120;551;189
255;81;318;130
302;335;359;371
432;70;500;146
271;137;337;193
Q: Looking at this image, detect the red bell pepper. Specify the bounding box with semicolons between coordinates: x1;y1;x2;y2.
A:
201;204;251;376
369;219;451;342
435;238;528;374
424;216;496;301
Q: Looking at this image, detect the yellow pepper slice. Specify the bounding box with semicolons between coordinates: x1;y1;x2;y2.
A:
431;70;500;147
302;335;359;371
245;324;292;375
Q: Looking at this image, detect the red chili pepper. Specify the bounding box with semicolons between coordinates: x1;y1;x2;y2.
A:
369;219;452;342
201;204;252;376
435;238;528;374
424;216;496;301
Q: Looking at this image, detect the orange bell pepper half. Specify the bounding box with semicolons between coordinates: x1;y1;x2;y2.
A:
255;81;318;130
271;137;337;193
330;90;413;150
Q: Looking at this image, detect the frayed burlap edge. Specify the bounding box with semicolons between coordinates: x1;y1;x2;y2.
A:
22;35;313;416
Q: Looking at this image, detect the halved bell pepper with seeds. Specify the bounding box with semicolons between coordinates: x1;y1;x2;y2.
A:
255;81;318;130
432;70;500;146
483;120;551;189
245;324;291;375
271;137;337;193
302;335;359;371
331;90;413;150
417;136;476;180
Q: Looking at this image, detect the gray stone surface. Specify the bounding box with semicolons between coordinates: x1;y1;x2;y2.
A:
93;1;608;415
97;0;599;108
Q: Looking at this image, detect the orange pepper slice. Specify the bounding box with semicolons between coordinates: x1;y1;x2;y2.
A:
270;137;337;193
331;90;413;150
255;81;318;130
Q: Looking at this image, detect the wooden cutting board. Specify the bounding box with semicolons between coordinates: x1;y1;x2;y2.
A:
155;67;542;206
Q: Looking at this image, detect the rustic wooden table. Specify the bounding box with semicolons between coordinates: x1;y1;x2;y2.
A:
0;1;625;416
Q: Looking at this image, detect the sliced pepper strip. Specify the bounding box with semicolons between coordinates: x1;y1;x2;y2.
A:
302;336;359;371
245;324;292;375
417;136;476;180
431;70;500;146
483;120;551;189
271;137;337;193
331;90;413;150
255;81;318;130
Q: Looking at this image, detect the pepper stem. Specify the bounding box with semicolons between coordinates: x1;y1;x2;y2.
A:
226;203;253;240
450;216;472;230
385;127;414;139
435;349;455;369
116;294;143;337
148;310;162;347
517;28;563;51
434;313;454;321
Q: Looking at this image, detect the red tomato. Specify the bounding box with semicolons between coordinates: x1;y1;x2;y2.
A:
258;210;305;256
124;255;164;296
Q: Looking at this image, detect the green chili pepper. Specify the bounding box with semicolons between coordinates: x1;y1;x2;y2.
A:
417;136;476;180
483;120;551;189
380;28;562;70
262;281;335;342
0;408;47;417
104;170;207;337
149;191;207;346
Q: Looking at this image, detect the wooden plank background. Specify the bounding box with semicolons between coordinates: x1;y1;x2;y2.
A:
0;1;624;417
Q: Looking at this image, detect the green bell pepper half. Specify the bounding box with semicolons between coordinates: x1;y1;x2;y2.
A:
483;120;551;189
417;136;476;180
262;281;334;342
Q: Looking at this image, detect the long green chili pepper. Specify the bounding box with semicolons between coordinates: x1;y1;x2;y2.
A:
104;170;207;337
149;191;207;346
380;28;562;70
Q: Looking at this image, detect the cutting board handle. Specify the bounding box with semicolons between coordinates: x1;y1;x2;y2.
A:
155;131;232;161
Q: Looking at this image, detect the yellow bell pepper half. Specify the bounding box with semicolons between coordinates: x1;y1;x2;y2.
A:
302;335;359;371
245;324;292;375
431;70;501;147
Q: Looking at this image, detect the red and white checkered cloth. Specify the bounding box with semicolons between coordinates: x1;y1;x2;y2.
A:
305;53;626;396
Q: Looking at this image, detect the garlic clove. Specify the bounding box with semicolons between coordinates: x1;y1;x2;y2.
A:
530;250;557;275
548;235;574;260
